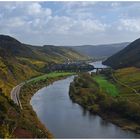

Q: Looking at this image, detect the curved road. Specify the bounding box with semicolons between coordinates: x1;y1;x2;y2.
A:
11;83;24;109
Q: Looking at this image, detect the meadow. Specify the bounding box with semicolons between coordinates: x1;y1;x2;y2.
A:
94;75;119;97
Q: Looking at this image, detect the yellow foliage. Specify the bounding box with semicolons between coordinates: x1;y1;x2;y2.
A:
0;124;13;138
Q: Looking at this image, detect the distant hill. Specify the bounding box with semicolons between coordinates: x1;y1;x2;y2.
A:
28;45;86;63
103;38;140;69
67;42;129;58
0;35;87;95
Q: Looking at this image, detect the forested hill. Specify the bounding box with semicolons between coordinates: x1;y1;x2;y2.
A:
103;38;140;69
0;35;87;96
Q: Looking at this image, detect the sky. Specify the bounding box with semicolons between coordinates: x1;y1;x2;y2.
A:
0;1;140;46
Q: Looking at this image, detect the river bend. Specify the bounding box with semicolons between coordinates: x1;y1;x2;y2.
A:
31;61;140;138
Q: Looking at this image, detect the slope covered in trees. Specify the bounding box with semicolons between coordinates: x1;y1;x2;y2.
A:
103;38;140;69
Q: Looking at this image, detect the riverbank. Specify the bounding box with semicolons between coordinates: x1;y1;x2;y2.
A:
69;72;140;134
17;72;74;138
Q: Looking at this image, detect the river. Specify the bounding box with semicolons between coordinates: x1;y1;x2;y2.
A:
30;61;140;138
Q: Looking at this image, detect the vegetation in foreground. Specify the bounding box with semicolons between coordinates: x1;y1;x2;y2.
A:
19;72;74;138
0;89;20;138
69;68;140;134
0;72;74;138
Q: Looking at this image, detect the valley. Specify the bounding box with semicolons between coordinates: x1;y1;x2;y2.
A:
1;1;140;139
0;34;140;138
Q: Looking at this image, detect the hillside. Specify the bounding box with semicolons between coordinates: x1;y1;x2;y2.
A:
28;45;86;63
103;38;140;69
0;35;87;96
67;42;129;58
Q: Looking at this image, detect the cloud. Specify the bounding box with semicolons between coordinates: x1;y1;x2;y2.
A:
118;18;140;32
62;1;97;8
110;2;121;8
46;16;107;35
0;2;107;44
0;1;140;45
28;3;42;14
61;1;97;20
27;2;52;17
6;17;25;28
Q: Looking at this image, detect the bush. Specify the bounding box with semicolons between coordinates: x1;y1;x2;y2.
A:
89;104;100;113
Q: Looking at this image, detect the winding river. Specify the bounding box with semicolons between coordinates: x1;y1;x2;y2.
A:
30;61;140;138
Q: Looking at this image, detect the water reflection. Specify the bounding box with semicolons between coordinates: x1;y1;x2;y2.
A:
81;107;87;116
31;61;140;138
100;118;110;127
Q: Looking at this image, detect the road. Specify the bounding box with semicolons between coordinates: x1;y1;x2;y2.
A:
11;83;24;109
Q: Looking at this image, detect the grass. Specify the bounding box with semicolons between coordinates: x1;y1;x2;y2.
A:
26;72;75;83
94;75;119;97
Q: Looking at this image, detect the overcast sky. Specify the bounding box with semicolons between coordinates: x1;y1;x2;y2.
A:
0;1;140;46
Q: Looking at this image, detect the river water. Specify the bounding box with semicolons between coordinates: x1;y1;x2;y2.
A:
30;61;140;138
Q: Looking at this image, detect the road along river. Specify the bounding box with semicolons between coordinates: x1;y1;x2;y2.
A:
30;61;140;138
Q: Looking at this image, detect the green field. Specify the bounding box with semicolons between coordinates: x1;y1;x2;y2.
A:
94;75;119;97
26;72;74;83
